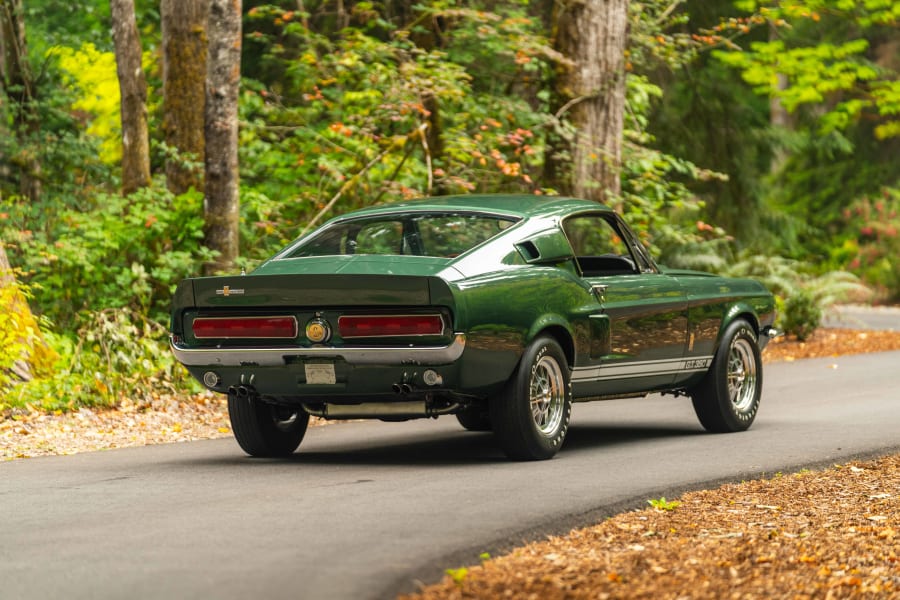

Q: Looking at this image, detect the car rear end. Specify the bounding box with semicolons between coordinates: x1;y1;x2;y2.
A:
170;271;472;418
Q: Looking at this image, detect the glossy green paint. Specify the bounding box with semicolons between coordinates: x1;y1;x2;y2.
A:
170;195;776;407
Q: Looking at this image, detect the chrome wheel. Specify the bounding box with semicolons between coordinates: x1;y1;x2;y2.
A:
690;319;762;433
271;405;303;432
728;337;758;414
491;336;572;460
530;355;565;436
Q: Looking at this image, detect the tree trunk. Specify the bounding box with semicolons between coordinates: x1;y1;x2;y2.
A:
0;0;41;202
552;0;628;204
203;0;241;274
161;0;209;195
110;0;151;195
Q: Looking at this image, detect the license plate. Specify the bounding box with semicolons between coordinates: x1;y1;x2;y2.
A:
305;363;336;385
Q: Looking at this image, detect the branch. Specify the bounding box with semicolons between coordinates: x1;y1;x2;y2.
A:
297;144;395;237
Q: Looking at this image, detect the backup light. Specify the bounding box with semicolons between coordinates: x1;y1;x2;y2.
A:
192;316;298;339
338;314;444;338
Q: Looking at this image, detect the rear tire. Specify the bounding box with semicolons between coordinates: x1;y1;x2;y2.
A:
228;392;309;457
455;405;492;432
690;319;762;433
490;336;572;460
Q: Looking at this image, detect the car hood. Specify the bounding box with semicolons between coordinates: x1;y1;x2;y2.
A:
251;254;457;278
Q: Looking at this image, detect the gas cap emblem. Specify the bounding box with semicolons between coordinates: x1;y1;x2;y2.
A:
305;318;332;343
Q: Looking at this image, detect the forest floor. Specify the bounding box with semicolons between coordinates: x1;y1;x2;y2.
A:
3;326;900;598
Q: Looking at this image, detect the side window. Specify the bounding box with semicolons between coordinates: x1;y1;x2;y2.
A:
563;214;637;277
352;221;404;254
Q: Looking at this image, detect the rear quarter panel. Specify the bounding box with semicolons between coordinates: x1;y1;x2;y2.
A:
450;263;590;396
674;272;776;381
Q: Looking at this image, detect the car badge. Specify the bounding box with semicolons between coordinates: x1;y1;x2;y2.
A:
305;318;331;343
216;286;245;297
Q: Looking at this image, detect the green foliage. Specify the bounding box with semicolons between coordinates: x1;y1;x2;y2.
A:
1;187;214;330
53;43;124;164
238;1;551;246
724;254;871;339
840;188;900;301
445;567;469;586
648;496;682;511
620;74;732;265
780;288;821;341
3;308;197;413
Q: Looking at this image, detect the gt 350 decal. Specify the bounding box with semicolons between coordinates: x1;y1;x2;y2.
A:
571;356;714;383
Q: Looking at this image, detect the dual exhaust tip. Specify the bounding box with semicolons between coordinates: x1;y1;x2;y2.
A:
392;382;414;395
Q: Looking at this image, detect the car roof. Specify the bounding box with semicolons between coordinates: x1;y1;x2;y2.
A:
333;194;613;221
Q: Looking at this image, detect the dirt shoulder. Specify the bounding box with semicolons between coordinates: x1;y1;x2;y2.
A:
3;328;900;599
402;328;900;599
403;454;900;599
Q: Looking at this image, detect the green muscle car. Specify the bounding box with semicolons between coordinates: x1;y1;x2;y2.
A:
170;195;778;460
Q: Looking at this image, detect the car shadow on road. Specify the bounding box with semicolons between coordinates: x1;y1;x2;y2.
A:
562;423;704;454
177;422;704;468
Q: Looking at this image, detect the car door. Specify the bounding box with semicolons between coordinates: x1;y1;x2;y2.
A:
563;213;689;398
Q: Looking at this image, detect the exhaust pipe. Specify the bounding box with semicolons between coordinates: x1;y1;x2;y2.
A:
391;383;403;394
228;385;255;398
303;401;460;419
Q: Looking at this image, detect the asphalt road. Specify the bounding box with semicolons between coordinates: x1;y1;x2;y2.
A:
3;350;900;600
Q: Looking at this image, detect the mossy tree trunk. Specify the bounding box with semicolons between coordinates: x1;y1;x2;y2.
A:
110;0;151;196
203;0;241;274
161;0;209;195
551;0;628;204
0;0;41;202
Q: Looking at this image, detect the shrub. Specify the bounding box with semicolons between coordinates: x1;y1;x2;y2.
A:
841;188;900;302
724;254;870;340
3;308;198;413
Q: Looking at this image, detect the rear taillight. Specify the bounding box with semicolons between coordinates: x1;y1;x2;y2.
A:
192;316;298;339
338;314;445;338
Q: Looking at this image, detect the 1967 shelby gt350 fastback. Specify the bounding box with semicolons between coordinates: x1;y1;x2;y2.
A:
171;195;777;460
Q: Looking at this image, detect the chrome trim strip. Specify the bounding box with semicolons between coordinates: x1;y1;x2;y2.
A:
572;356;714;382
171;333;466;367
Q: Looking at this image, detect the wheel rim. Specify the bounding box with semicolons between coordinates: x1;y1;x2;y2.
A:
270;405;302;432
727;338;758;413
530;355;565;436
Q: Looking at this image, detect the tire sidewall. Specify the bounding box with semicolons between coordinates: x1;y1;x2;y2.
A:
715;321;762;430
498;336;572;459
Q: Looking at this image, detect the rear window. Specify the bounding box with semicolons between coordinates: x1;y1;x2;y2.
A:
286;213;519;258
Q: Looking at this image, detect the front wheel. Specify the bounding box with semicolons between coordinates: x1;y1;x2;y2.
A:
490;336;572;460
228;392;309;457
690;319;762;433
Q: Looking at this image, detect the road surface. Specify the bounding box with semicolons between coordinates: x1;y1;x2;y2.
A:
2;351;900;600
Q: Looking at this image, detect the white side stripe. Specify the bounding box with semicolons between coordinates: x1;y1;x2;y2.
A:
571;356;713;382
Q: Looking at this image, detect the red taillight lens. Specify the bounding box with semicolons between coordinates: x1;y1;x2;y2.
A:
338;314;444;338
192;316;298;339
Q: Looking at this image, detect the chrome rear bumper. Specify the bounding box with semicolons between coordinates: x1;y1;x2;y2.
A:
170;333;467;367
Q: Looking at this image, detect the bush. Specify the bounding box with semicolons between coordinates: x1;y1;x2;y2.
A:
780;289;821;341
724;254;871;340
2;186;215;330
840;188;900;302
3;308;198;413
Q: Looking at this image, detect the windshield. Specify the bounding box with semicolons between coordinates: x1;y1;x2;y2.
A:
285;212;519;259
